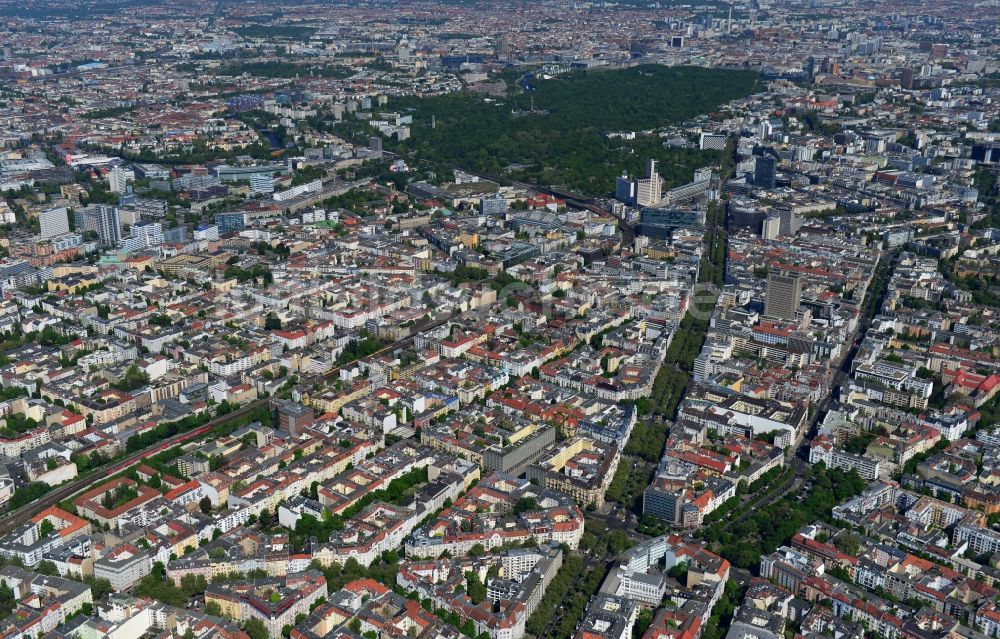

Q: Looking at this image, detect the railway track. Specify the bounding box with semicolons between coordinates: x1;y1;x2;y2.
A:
455;170;636;248
0;401;262;536
1;312;460;536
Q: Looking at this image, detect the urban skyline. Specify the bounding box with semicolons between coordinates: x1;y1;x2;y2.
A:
0;2;999;639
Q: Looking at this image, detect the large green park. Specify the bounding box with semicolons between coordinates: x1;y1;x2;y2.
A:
386;64;760;195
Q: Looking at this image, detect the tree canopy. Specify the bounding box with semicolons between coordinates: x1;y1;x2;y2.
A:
381;65;759;196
